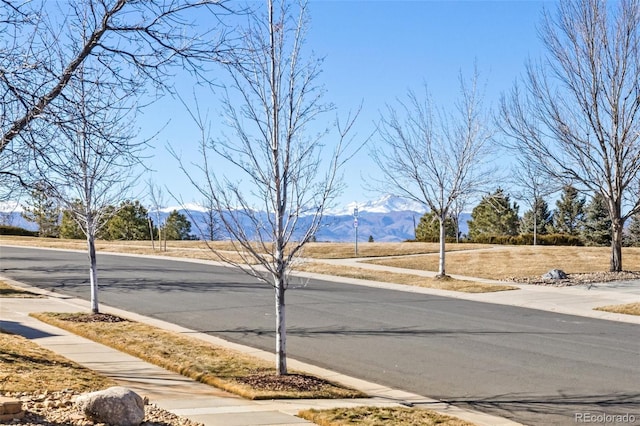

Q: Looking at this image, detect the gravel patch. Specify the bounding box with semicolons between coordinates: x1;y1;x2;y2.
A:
507;271;640;286
1;391;203;426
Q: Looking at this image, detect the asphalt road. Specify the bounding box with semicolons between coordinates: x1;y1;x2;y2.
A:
1;246;638;426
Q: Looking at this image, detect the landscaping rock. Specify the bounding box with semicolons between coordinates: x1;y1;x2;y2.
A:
75;387;144;426
542;269;568;280
4;390;202;426
0;396;24;421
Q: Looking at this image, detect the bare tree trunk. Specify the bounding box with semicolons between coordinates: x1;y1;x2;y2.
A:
148;217;155;250
611;217;623;272
499;0;640;273
87;232;99;314
438;217;446;277
372;70;494;275
275;279;287;375
172;0;359;375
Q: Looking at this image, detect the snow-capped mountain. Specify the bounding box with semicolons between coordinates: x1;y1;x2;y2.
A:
159;202;210;213
160;195;429;242
2;195;468;242
0;201;22;213
327;194;425;216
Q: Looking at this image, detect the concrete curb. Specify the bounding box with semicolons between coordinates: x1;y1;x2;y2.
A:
1;274;522;426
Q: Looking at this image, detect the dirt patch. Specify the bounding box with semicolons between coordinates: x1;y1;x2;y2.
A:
235;373;334;393
61;313;129;323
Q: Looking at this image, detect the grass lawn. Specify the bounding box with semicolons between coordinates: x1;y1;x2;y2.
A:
0;328;479;425
298;406;475;425
0;280;43;298
4;237;640;291
0;237;515;292
3;237;639;282
297;263;517;293
25;311;480;425
0;236;491;259
364;245;640;280
0;331;115;393
594;302;640;316
0;275;479;425
31;312;364;400
299;242;493;259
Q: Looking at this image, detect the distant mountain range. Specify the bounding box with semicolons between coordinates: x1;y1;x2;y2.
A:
1;195;470;242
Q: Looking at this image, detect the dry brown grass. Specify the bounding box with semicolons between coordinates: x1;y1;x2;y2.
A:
31;312;364;400
0;331;115;393
298;406;475;426
0;236;489;259
365;246;640;280
4;236;638;282
594;302;640;316
299;242;492;259
0;280;43;298
0;236;256;263
297;263;517;293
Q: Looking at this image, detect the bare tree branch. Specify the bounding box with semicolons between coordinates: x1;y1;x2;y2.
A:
371;68;495;276
171;0;364;375
29;54;148;314
499;0;640;271
1;0;235;194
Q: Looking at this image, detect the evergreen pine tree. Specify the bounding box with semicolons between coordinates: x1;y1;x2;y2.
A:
552;185;586;235
519;197;552;235
21;185;60;237
624;213;640;247
59;210;85;239
162;210;195;240
581;193;612;246
415;211;457;242
104;200;152;240
468;188;520;239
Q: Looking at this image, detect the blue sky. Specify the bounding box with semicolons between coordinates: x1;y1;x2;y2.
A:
139;0;550;211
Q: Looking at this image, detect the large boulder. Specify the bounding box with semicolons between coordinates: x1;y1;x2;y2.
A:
75;387;145;426
542;269;568;280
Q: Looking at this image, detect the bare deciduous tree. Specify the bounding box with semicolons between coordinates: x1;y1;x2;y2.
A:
148;179;168;251
372;71;494;277
450;197;467;243
0;0;232;195
174;0;361;375
500;0;640;271
201;196;222;242
509;159;558;245
33;62;145;314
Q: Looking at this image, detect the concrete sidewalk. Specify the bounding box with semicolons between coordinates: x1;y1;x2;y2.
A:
0;282;520;426
303;257;640;324
1;248;637;425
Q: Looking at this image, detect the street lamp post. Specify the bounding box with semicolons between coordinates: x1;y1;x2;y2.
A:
353;206;359;256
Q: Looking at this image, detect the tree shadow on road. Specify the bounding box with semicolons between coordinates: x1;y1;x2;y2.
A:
415;391;640;426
